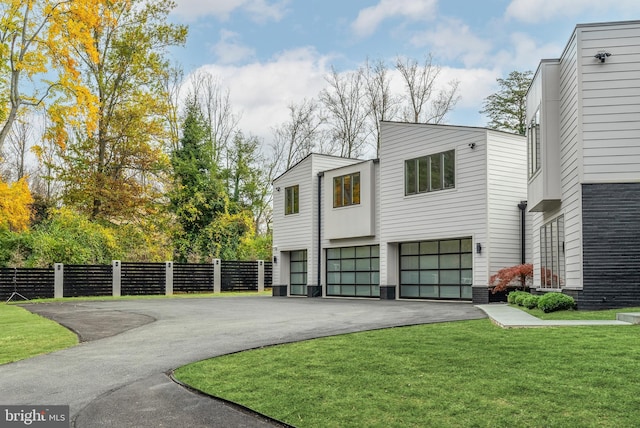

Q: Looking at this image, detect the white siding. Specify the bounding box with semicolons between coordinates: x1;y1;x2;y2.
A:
559;30;583;288
379;122;489;288
272;156;314;286
272;154;359;287
324;160;376;239
579;22;640;182
486;130;528;279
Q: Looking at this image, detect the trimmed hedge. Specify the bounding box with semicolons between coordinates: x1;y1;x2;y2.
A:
507;290;529;305
537;292;576;313
522;295;540;309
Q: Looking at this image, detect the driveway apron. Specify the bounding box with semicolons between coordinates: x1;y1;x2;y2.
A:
1;297;485;427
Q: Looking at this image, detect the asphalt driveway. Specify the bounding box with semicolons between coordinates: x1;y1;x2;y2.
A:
2;297;486;427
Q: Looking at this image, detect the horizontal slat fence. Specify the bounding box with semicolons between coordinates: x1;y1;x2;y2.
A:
0;268;54;301
1;261;270;301
221;260;258;291
121;262;165;295
174;263;215;293
64;265;113;297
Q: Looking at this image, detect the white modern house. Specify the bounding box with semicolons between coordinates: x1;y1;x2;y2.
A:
526;20;640;309
272;122;528;302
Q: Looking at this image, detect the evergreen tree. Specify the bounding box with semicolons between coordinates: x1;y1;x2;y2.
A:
169;101;226;262
480;70;533;135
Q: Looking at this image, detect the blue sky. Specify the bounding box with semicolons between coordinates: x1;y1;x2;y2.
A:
168;0;640;152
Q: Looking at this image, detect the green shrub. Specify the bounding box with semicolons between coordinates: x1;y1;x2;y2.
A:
514;292;530;306
522;294;540;309
537;292;576;313
507;290;528;304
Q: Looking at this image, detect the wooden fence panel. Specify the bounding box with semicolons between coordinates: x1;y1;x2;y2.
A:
221;260;258;291
64;265;112;297
0;267;55;301
174;263;215;293
121;262;165;295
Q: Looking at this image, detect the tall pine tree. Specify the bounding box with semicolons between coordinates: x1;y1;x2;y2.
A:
169;100;226;262
480;70;533;135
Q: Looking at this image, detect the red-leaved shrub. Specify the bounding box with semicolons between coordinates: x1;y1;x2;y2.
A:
490;263;533;293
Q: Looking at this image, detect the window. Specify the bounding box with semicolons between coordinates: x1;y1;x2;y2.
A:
405;150;455;196
285;185;299;215
528;108;541;178
540;216;565;288
399;238;473;300
333;172;360;208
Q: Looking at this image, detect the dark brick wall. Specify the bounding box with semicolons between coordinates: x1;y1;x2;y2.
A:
581;183;640;309
379;286;396;300
472;287;489;304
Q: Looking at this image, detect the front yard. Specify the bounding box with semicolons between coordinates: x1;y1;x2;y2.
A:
175;313;640;427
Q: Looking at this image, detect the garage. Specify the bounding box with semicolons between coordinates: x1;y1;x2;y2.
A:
326;245;380;297
399;238;473;300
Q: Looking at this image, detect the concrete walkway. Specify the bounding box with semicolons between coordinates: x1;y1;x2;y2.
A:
476;303;634;328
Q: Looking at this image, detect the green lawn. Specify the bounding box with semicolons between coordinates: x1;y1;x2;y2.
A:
0;304;78;365
175;318;640;428
518;305;640;320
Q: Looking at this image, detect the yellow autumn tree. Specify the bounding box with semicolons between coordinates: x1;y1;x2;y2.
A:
0;176;33;231
56;0;187;221
0;0;105;149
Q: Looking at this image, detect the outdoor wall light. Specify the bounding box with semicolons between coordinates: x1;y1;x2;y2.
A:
468;142;476;149
476;243;482;254
275;187;281;192
594;51;611;63
273;255;278;264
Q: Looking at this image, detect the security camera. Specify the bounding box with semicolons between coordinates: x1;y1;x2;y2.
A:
594;51;611;63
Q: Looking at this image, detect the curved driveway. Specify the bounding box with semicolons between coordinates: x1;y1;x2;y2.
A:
2;297;485;427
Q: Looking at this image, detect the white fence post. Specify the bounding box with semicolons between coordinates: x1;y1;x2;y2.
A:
112;260;121;297
165;261;173;296
213;259;221;293
257;260;264;292
54;263;64;298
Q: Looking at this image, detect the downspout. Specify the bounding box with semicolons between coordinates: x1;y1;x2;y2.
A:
317;171;324;297
517;201;528;265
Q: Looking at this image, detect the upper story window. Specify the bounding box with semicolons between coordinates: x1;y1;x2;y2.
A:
405;150;455;196
528;108;541;178
285;185;299;215
333;172;360;208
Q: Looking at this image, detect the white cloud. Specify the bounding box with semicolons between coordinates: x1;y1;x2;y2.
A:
351;0;438;38
494;32;563;71
505;0;640;23
173;0;289;23
212;30;255;64
190;48;331;144
410;18;492;67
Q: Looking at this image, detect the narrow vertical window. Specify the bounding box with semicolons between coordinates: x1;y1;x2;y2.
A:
443;150;455;189
430;153;442;191
343;174;352;206
285;185;299;215
405;160;417;195
418;157;429;193
352;173;361;204
540;215;565;287
333;177;342;208
528;108;541;177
